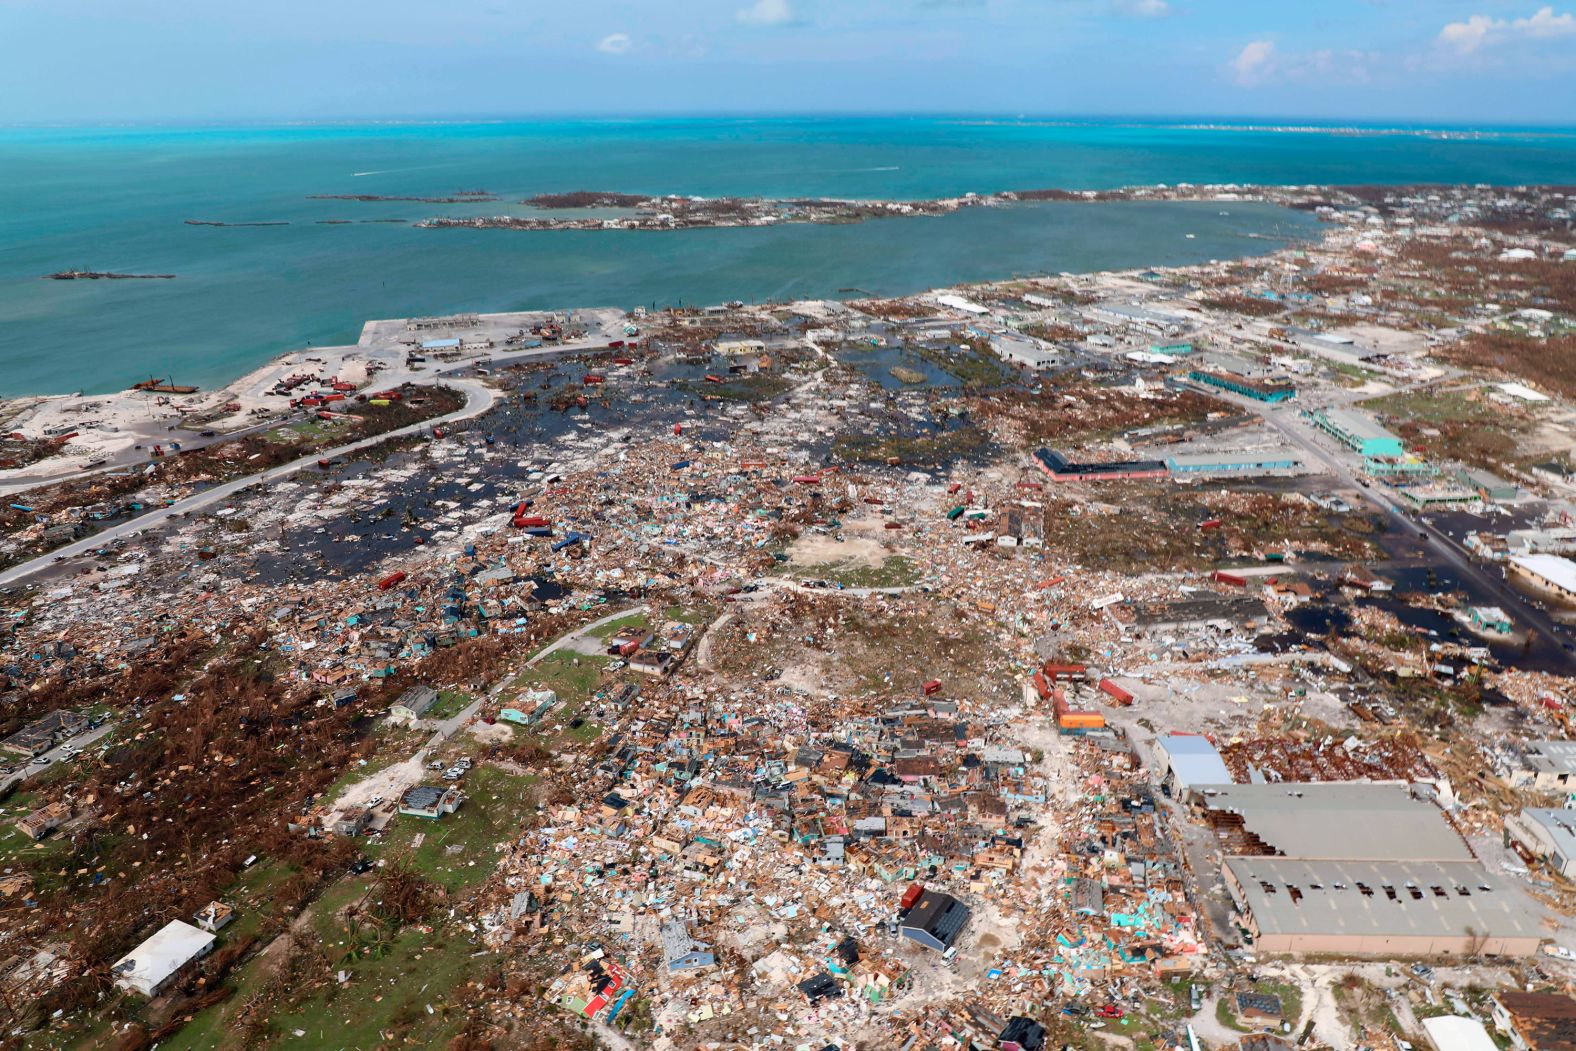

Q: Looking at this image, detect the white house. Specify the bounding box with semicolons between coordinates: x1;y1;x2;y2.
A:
112;920;216;997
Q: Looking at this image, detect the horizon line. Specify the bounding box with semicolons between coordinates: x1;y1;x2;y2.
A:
3;111;1576;134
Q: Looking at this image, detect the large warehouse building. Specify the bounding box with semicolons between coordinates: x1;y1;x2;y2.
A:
1509;554;1576;605
1200;783;1543;958
1306;409;1406;459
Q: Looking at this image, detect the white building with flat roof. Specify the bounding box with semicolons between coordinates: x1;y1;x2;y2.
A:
1510;554;1576;604
1422;1015;1500;1051
112;920;216;997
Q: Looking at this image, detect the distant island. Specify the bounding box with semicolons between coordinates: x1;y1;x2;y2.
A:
44;270;175;280
307;190;497;204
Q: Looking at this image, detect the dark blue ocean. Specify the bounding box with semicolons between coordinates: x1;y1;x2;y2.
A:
2;117;1572;396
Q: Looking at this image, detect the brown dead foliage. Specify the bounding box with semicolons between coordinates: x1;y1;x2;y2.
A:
850;299;934;321
1439;331;1576;400
969;383;1231;451
1200;295;1286;318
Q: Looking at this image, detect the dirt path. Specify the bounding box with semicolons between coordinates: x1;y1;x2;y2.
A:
694;611;735;669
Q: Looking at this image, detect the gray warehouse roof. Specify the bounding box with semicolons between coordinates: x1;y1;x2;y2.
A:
1522;740;1576;776
1319;409;1400;444
1225;858;1542;941
1517;808;1576;860
1192;782;1473;862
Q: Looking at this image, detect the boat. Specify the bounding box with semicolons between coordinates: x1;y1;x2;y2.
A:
131;377;198;395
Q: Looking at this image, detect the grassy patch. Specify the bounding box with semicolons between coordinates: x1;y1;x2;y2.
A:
1361;386;1531;471
676;374;792;402
516;651;608;704
784;555;921;589
424;689;473;721
1216;996;1252;1033
912;341;1011;390
267;924;486;1051
831;425;988;467
366;765;537;892
319;726;428;804
588;611;648;639
1326;360;1386;387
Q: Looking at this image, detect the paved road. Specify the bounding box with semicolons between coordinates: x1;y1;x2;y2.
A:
0;314;633;585
1258;402;1574;665
1;721;115;792
0;409;318;498
418;604;643;747
0;377;499;588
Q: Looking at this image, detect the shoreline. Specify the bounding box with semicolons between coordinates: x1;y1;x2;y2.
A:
2;172;1554;493
7;184;1330;404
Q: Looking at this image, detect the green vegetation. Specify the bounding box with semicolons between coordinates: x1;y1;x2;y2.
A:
1326;360;1386;387
265;419;337;444
1214;979;1303;1035
516;650;608;704
167;862;495;1050
677;374;792;402
1216;996;1252;1033
1361;388;1496;424
781;555;921;589
1258;979;1303;1027
588;611;649;639
913;340;1010;389
663;605;710;625
319;725;428;803
1360;386;1531;471
268;922;487;1050
424;688;473;721
367;765;537;892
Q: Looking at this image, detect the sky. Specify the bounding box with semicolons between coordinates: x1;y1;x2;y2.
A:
2;0;1574;124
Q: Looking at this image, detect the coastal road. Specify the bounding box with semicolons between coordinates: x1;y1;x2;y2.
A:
0;411;312;498
0;377;498;588
0;319;637;587
0;311;628;498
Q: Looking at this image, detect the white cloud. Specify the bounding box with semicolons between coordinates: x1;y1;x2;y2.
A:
1231;39;1276;86
596;32;632;54
1438;6;1576;54
737;0;796;26
1112;0;1170;17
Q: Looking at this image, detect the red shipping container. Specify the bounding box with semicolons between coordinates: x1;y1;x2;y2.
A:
1041;662;1088;679
1098;678;1134;706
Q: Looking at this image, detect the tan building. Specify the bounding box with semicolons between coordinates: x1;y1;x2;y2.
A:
15;801;71;841
1225;858;1543;957
1211;783;1543;958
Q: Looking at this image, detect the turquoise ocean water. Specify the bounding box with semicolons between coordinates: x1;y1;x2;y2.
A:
2;117;1573;397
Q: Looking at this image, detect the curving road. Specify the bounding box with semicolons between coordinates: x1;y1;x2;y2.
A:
0;317;638;589
0;377;497;588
